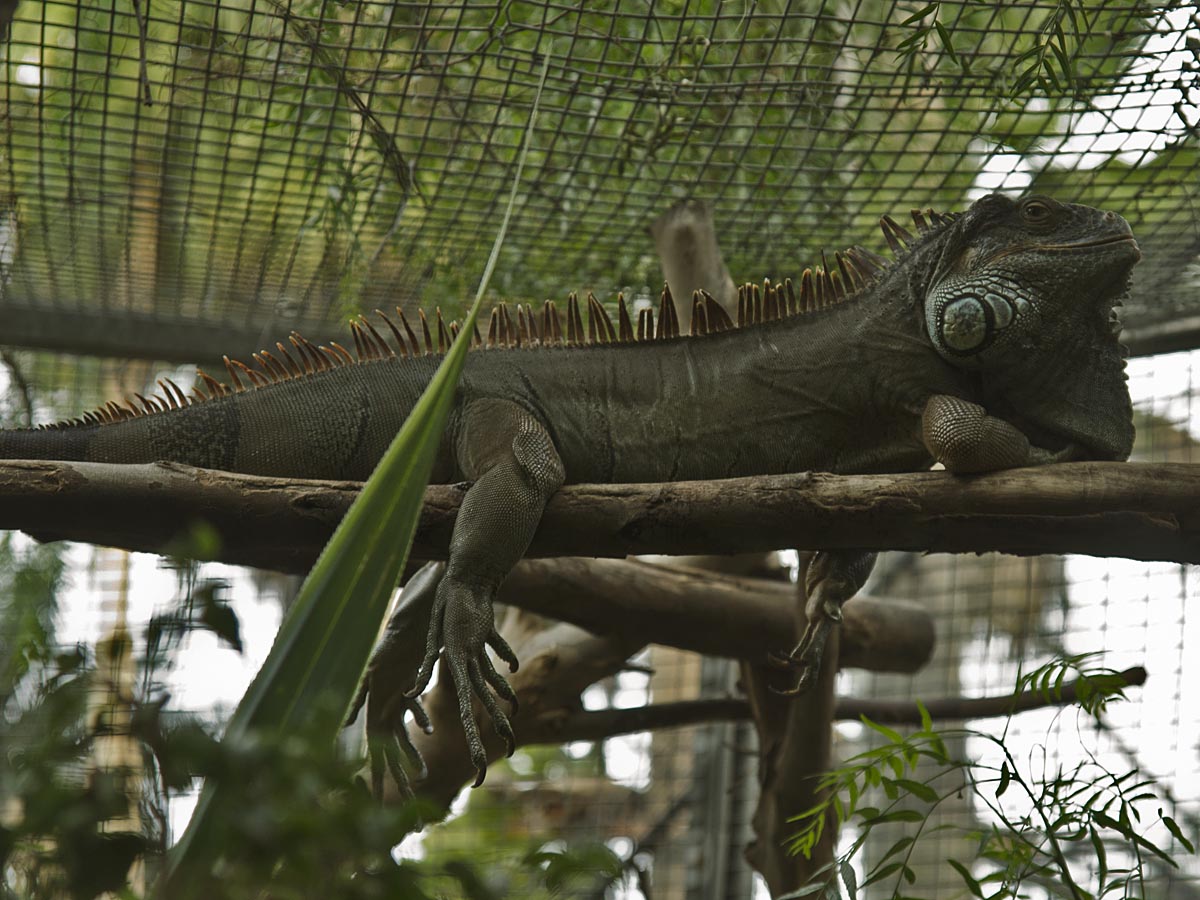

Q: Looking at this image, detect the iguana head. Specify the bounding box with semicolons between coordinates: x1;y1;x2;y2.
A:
921;193;1139;461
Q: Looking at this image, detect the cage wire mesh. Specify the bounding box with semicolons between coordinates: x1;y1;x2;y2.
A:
0;1;1199;898
1;2;1197;356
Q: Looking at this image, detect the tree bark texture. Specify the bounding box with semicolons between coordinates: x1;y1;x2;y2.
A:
2;460;1198;571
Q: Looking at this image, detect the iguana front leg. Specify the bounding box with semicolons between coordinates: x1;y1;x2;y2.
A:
408;399;565;786
776;394;1076;694
922;394;1079;472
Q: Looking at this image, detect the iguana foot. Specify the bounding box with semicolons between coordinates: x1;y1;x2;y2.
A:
346;562;442;799
408;573;520;787
767;601;842;695
768;550;877;696
366;694;431;801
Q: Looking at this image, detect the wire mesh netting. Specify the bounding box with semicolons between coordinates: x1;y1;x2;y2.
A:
1;1;1199;899
0;2;1197;359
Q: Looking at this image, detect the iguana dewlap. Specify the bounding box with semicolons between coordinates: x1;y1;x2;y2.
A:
0;193;1139;785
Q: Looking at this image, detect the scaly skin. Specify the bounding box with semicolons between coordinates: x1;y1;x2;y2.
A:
0;193;1140;786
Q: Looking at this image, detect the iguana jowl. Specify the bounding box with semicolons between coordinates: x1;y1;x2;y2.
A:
0;193;1139;785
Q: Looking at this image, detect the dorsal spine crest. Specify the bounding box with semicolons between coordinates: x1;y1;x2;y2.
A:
44;206;955;430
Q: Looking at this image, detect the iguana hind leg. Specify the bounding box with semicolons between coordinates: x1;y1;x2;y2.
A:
770;550;877;695
408;399;565;787
348;561;443;800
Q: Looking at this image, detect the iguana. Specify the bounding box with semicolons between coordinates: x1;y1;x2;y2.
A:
0;193;1138;786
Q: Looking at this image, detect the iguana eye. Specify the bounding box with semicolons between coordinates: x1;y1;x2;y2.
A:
1020;199;1052;224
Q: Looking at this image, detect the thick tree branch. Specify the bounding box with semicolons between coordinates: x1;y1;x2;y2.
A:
502;558;933;673
1;460;1198;570
537;665;1150;741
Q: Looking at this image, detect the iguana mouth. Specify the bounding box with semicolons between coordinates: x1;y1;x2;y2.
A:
988;233;1140;263
1039;233;1140;253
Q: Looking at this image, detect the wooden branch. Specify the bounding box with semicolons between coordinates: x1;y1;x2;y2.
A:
742;586;841;895
537;665;1150;741
501;558;933;673
1;460;1198;570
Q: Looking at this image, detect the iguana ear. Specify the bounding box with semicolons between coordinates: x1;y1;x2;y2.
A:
925;273;1032;358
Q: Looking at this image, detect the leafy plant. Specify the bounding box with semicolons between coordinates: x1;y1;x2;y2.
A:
895;1;1096;98
162;53;552;893
782;655;1195;900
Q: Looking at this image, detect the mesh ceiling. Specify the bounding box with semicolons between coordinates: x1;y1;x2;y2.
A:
0;1;1197;362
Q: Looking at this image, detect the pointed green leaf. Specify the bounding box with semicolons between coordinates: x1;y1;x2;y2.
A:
1162;814;1196;854
165;56;552;891
861;715;906;746
862;862;906;887
895;778;939;804
933;21;957;65
947;859;983;898
877;836;915;865
899;3;937;26
840;861;858;900
916;699;932;734
1089;826;1108;883
777;882;827;898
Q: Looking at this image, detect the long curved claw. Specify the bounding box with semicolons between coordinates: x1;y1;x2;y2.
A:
468;659;516;749
366;696;431;800
407;589;448;700
443;645;519;787
389;696;431;780
480;648;520;715
767;614;836;696
379;735;413;801
487;630;520;671
445;652;491;788
430;576;522;787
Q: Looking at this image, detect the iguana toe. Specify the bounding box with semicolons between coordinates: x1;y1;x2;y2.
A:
479;647;520;715
408;591;448;699
487;630;520;673
366;700;429;801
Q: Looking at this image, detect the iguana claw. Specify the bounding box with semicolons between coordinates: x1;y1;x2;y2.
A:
766;601;842;695
366;693;432;801
408;575;519;787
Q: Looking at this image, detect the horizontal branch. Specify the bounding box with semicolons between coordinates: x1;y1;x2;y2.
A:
534;666;1150;742
502;558;932;673
1;460;1198;570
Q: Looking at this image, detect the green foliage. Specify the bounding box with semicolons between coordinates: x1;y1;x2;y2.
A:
783;655;1195;900
894;2;1110;99
3;1;1161;322
1;562;619;899
415;747;631;898
0;534;66;696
